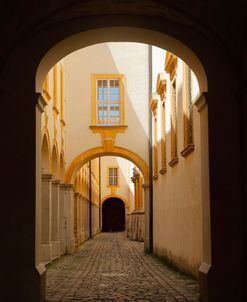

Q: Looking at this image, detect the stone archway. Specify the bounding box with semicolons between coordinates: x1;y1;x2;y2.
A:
36;28;210;302
65;146;149;184
102;197;125;232
1;4;244;302
36;27;208;94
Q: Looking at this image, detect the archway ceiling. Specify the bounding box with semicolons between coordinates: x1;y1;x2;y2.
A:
0;1;246;69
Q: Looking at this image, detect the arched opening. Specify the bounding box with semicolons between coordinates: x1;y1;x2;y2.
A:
41;133;50;174
1;4;244;302
36;27;208;94
65;146;149;184
59;153;65;182
102;197;125;232
36;37;210;301
51;145;58;179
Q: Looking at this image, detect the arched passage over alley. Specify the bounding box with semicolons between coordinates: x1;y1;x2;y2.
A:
36;42;211;300
1;2;245;301
37;41;210;301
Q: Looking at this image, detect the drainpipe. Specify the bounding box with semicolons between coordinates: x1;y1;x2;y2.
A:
148;44;153;253
89;160;92;238
99;157;102;231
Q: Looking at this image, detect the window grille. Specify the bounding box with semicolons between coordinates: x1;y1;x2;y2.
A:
97;79;120;125
108;167;118;186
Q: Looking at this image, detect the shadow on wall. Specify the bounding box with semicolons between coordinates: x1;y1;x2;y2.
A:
64;42;150;166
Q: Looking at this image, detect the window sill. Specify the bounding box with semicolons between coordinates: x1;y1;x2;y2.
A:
53;106;59;115
153;174;158;180
168;157;178;167
90;125;128;131
41;89;51;104
60;119;66;127
159;167;167;175
180;144;194;158
107;185;120;188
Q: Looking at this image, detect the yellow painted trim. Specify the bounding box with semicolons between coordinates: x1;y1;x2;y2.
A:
65;146;149;184
89;125;128;151
42;91;51;104
91;73;125;126
156;73;166;96
182;63;194;150
165;51;178;81
53;64;59;114
150;93;158;179
170;77;178;162
180;143;195;157
158;77;167;172
60;119;66;127
150;93;158;116
101;194;129;208
42;74;51;104
60;64;65;123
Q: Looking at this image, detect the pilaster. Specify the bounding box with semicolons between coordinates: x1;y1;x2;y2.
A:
142;183;151;253
41;174;53;263
74;192;79;245
59;183;67;255
51;179;60;259
62;183;75;254
78;194;83;243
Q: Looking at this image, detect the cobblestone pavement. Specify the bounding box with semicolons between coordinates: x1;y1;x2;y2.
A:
46;232;200;302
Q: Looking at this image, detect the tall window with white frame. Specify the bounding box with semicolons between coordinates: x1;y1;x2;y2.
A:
108;167;118;186
150;93;158;180
91;74;125;126
156;72;167;174
165;51;178;167
170;79;178;163
97;79;120;125
181;64;195;157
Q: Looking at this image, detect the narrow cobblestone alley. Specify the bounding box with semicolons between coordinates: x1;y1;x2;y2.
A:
46;232;200;302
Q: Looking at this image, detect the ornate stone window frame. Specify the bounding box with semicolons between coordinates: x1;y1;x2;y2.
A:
90;74;127;151
181;63;194;157
150;93;159;180
156;72;167;175
165;51;178;167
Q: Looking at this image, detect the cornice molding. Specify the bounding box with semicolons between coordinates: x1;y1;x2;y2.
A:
168;157;178;167
156;72;167;97
195;92;208;112
165;52;178;81
150;93;158;117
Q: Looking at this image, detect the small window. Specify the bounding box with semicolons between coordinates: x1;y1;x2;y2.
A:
108;167;118;186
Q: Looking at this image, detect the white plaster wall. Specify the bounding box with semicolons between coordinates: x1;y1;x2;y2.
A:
152;47;203;278
63;43;149;166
